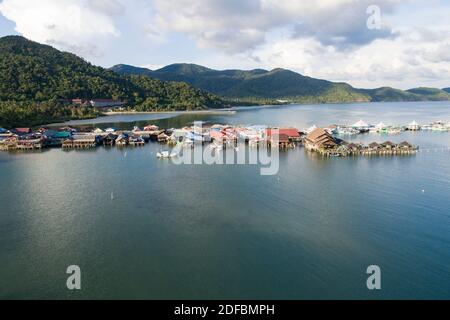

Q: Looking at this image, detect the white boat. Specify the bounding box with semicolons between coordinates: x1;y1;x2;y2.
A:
431;125;448;131
407;121;421;131
157;151;170;158
352;120;370;132
387;127;402;134
371;122;387;133
336;127;359;135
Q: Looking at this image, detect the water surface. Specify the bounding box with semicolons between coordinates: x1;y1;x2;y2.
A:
1;101;450;299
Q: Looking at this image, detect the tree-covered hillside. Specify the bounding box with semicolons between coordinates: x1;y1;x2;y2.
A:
0;36;224;127
112;63;371;103
111;63;450;104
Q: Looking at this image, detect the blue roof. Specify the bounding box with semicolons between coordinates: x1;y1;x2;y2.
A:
0;128;8;133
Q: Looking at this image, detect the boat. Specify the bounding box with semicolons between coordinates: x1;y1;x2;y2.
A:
336;127;359;135
352;120;370;133
431;122;448;131
371;122;387;133
387;127;402;135
157;151;170;158
407;121;421;131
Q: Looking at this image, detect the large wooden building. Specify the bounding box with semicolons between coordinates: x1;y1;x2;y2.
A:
304;128;338;152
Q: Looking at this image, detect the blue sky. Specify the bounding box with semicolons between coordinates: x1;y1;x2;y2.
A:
0;0;449;89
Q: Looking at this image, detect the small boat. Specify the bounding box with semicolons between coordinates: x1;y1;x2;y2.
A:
157;151;170;158
336;127;359;135
387;127;402;135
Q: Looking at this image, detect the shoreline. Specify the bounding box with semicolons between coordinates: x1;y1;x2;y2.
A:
103;109;237;116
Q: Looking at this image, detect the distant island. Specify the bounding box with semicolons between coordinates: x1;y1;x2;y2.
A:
0;35;449;128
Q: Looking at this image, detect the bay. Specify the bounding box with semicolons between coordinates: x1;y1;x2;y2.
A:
1;101;450;299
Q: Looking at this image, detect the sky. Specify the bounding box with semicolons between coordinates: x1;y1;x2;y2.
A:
0;0;449;89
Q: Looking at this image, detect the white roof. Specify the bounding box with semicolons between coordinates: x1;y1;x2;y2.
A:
105;128;116;132
375;122;387;128
93;128;104;133
352;120;369;128
408;121;420;126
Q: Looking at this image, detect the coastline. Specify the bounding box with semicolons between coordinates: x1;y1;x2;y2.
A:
103;109;237;116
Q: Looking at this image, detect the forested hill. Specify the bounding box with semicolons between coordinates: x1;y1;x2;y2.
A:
111;63;450;103
111;64;370;103
0;36;224;127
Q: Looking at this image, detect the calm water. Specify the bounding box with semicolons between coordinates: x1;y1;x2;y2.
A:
1;101;450;300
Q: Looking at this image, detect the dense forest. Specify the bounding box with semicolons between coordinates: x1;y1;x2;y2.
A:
112;63;450;104
0;36;224;128
0;100;101;128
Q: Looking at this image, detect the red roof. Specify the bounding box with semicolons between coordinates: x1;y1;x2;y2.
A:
266;128;300;138
14;128;31;133
270;133;290;143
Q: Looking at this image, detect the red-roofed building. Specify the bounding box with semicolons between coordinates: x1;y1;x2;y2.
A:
14;128;32;135
266;128;302;141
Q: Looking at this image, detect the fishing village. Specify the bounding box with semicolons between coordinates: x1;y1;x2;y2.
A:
0;118;442;157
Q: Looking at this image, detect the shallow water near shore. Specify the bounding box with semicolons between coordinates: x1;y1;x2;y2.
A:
1;101;450;299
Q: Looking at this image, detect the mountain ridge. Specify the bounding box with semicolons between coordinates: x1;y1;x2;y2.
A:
111;63;450;103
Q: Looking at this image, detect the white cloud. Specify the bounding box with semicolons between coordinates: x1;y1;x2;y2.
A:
152;0;403;52
0;0;448;89
245;27;450;89
0;0;121;57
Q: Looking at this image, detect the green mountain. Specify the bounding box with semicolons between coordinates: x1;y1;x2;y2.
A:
112;63;371;103
0;36;223;127
111;63;450;103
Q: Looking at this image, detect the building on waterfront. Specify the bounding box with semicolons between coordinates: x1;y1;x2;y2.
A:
62;135;98;149
16;136;43;150
115;134;129;147
266;128;302;142
13;128;32;135
43;131;72;147
0;136;17;151
381;141;396;149
269;133;291;148
368;142;380;151
103;133;118;146
398;141;413;150
304;128;338;152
